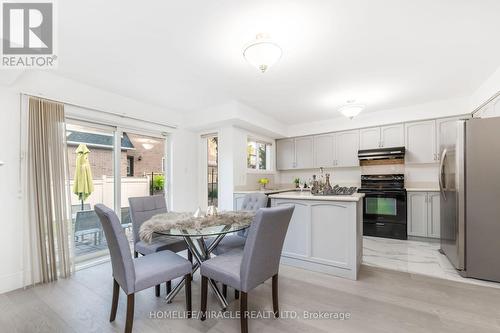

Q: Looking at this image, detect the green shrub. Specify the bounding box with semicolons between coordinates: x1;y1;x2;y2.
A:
153;175;165;191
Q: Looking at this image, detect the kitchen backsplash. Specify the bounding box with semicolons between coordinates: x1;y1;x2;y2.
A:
278;164;439;186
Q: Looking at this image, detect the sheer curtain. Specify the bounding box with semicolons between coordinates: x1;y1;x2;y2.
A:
23;96;74;286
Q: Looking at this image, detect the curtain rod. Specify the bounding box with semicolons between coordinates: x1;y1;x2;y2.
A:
21;92;178;130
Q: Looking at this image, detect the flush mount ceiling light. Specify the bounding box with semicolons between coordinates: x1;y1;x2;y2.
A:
142;143;154;150
339;101;365;119
243;33;282;73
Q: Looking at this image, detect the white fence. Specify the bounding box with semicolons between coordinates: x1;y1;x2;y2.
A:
70;176;150;209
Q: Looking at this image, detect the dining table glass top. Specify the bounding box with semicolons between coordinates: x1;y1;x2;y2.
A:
142;210;255;238
154;222;250;237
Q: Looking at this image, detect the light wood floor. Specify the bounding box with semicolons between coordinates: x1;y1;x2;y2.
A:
2;263;500;333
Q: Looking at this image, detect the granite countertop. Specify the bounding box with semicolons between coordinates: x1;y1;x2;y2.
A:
405;182;440;192
233;188;298;195
269;191;364;202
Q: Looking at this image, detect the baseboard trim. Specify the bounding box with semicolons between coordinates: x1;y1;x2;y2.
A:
0;271;24;294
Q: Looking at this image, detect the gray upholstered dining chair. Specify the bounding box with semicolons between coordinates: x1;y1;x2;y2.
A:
94;204;192;333
211;192;268;299
129;195;190;296
213;193;268;255
200;205;295;333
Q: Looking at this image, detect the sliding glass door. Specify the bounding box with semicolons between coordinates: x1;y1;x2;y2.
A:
66;121;116;264
66;119;167;267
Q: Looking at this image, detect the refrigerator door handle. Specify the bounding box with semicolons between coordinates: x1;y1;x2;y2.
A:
439;148;447;201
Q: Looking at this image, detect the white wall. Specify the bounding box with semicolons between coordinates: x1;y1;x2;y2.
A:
169;129;199;212
0;86;24;294
0;71;199;293
470;65;500;112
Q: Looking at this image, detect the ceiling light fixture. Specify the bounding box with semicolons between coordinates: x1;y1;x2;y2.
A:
339;101;365;119
142;143;154;150
243;33;282;73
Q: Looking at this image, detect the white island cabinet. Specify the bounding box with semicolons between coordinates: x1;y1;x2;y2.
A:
269;191;364;280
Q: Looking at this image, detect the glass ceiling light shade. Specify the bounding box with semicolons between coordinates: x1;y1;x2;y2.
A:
142;143;154;150
339;104;365;119
243;33;282;73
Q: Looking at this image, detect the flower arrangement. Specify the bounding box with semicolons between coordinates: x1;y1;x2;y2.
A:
258;178;269;190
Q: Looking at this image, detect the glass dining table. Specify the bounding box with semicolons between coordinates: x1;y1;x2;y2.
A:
154;219;252;310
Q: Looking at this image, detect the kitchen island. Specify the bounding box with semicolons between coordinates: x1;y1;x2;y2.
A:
269;191;364;280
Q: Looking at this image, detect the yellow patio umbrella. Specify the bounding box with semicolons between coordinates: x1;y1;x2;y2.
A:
73;144;94;210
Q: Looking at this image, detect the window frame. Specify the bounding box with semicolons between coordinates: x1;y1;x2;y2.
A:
246;137;274;173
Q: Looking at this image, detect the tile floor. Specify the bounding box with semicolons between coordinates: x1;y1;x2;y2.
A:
362;236;500;289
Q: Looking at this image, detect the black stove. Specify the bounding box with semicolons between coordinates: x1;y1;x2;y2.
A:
358;174;407;240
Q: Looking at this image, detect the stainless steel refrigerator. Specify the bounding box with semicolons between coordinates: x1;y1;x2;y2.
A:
439;117;500;282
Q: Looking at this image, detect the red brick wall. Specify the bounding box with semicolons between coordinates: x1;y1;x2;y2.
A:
67;134;165;179
126;134;165;177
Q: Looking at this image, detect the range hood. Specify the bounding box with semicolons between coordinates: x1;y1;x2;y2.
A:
358;146;405;165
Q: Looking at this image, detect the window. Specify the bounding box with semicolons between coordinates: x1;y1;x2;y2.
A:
207;136;218;207
247;139;272;171
127;156;134;177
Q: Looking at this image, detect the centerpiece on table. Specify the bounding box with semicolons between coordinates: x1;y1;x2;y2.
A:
258;177;269;190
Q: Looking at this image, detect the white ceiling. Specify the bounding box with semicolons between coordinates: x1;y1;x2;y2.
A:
53;0;500;124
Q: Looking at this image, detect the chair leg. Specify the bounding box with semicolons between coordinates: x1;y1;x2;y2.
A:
155;284;160;297
240;292;248;333
110;279;119;322
125;293;135;333
272;274;279;318
200;276;208;321
134;251;138;258
222;284;227;298
235;290;240;300
188;250;193;263
166;281;172;294
185;274;192;318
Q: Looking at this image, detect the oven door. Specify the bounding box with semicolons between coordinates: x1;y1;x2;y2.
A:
361;190;407;224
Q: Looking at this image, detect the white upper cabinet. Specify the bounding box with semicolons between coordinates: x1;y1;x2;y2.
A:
405;120;436;164
335;130;360;167
435;116;467;161
294;136;314;169
359;127;381;150
276;139;295;170
360;124;404;150
380;124;404;148
313;134;335;168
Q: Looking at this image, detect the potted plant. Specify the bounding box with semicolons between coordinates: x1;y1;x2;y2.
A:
258;177;269;190
294;178;300;188
152;175;165;194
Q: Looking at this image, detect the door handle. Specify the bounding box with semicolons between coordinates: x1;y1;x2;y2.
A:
439;149;447;201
